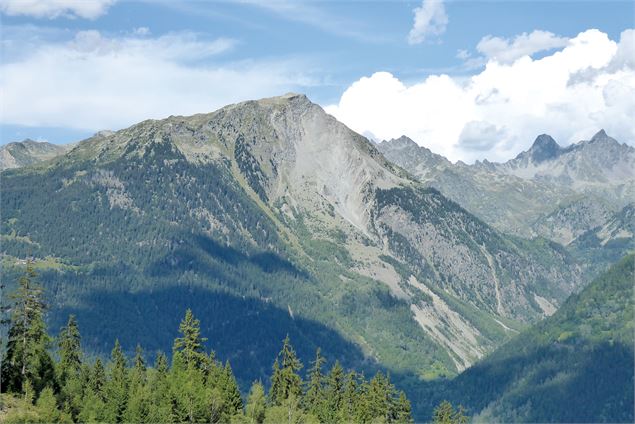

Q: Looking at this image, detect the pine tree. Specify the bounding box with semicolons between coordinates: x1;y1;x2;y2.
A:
303;348;326;415
1;263;55;394
245;381;267;424
269;335;303;406
173;309;207;369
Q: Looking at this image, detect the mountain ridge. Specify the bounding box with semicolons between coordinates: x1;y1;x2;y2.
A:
0;139;74;170
377;131;635;265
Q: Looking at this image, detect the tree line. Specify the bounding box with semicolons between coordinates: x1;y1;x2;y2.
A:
0;263;421;423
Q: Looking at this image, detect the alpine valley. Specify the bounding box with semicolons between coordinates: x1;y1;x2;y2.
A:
1;94;633;421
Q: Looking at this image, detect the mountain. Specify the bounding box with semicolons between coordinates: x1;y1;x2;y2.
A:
498;130;635;191
567;203;635;277
377;136;576;239
512;134;562;164
0;94;582;413
377;132;635;274
0;139;73;170
420;254;634;423
531;196;614;245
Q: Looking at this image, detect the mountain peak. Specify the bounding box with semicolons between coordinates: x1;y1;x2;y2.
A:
520;134;561;163
592;129;607;140
531;134;559;150
587;129;619;146
381;135;419;149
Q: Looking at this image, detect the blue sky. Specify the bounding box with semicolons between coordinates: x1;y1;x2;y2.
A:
1;0;634;162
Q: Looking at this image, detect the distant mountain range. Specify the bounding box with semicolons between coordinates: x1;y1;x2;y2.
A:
0;139;73;170
377;131;634;275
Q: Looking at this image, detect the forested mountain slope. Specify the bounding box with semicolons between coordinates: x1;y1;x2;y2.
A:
1;94;583;415
417;254;635;423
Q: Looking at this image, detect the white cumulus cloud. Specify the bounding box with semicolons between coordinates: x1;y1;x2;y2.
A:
0;29;317;131
0;0;116;19
326;29;635;163
408;0;448;44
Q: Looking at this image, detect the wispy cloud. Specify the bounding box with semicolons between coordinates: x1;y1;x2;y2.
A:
0;27;318;131
408;0;448;45
477;30;569;64
237;0;384;42
0;0;117;19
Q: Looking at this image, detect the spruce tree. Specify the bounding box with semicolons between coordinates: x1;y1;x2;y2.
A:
145;352;173;423
173;309;207;369
36;386;72;423
268;359;282;405
365;371;392;422
245;381;267;424
303;348;326;414
56;315;84;420
81;357;107;421
90;358;106;399
133;344;146;374
431;401;469;424
1;262;55;394
432;400;455;424
221;361;244;419
269;335;303;406
155;351;169;375
322;360;345;422
395;391;414;424
57;315;82;384
263;394;311;424
339;371;359;422
125;344;149;423
171;362;210;423
103;340;129;423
